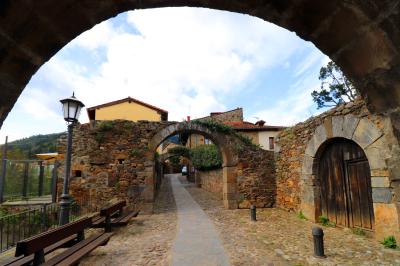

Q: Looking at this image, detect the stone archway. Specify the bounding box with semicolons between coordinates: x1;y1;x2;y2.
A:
149;122;239;209
1;1;400;134
300;114;400;239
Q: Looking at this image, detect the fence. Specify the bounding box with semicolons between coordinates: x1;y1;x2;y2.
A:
0;160;58;202
0;196;97;253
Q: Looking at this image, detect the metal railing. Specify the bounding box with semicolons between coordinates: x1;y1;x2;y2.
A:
0;197;96;253
0;160;58;203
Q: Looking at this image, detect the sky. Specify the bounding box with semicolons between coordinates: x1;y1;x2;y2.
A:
0;7;329;142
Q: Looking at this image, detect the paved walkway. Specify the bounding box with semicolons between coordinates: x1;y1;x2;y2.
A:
170;174;231;266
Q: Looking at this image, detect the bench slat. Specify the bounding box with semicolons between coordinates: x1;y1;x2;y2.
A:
99;201;126;216
15;217;92;257
5;235;77;266
113;211;140;226
42;233;113;266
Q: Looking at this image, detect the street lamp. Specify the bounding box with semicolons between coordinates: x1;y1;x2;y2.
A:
59;92;84;225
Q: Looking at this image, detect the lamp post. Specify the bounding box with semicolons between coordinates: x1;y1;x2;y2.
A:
59;92;84;225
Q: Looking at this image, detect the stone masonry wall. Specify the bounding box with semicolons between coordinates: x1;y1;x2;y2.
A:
196;168;223;199
57;120;172;209
199;108;243;123
276;100;400;213
237;148;276;208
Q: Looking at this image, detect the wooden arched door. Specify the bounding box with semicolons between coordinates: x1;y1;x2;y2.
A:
318;138;374;230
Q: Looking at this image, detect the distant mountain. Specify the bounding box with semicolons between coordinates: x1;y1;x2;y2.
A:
0;132;65;159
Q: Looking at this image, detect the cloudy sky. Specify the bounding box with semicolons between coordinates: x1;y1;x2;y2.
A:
0;7;329;142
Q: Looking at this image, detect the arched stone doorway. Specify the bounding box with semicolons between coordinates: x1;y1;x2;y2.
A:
148;122;239;209
300;114;400;239
316;138;374;230
1;2;400;131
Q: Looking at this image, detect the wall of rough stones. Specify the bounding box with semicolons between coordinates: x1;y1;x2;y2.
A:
57;120;172;209
196;169;223;198
58;119;277;210
276;99;400;239
199;108;243;123
237;148;276;208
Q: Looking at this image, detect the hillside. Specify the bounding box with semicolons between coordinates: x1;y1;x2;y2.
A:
0;132;65;159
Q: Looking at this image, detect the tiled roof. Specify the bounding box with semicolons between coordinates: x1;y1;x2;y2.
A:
224;121;286;131
86;97;168;114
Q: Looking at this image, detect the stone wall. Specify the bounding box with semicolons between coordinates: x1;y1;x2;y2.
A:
57;120;172;209
199;108;243;123
237;148;276;208
276;99;400;239
196;168;223;199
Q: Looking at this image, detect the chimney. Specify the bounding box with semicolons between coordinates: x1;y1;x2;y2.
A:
187;116;191;122
255;120;266;126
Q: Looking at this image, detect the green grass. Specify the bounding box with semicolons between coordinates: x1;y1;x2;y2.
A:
352;228;366;236
297;211;306;220
318;215;336;227
381;236;397;249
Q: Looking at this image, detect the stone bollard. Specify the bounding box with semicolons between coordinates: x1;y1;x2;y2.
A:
250;205;257;221
312;227;326;258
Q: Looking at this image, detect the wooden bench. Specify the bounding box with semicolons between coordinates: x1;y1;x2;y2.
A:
9;217;112;266
91;201;139;232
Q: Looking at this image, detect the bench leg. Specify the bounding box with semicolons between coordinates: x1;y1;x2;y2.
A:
33;250;45;265
105;215;112;233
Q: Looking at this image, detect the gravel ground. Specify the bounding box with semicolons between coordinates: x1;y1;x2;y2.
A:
185;184;400;266
80;176;177;266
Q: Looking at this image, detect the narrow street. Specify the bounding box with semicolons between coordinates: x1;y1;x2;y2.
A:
81;174;400;266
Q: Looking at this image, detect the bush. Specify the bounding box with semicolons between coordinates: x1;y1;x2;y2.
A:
168;146;190;158
190;144;222;171
381;236;397;249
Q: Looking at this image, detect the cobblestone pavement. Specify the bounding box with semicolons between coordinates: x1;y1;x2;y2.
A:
80;175;177;266
185;184;400;266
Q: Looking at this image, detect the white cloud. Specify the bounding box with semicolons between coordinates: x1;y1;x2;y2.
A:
70;21;120;50
0;7;328;141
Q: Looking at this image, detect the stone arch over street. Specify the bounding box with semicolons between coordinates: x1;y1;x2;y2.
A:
149;122;239;209
1;1;400;138
300;114;399;238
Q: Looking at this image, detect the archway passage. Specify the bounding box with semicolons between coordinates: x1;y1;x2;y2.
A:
318;138;374;230
149;122;239;209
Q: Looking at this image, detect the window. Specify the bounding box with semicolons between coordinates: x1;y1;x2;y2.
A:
73;170;82;177
269;137;275;150
204;138;212;145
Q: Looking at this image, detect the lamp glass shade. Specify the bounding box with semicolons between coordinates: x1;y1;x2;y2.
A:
60;93;85;123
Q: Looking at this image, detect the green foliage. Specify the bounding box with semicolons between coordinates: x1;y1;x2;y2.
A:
131;149;142;157
168;145;190;158
311;60;358;109
97;121;114;131
0;133;63;159
297;211;306;220
190;144;222;171
94;121;114;143
352;228;366;236
381;236;397;249
190;120;258;148
169;156;180;165
318;215;335;227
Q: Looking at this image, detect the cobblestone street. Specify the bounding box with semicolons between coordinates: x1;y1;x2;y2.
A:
185;184;400;266
80;175;177;266
80;174;399;266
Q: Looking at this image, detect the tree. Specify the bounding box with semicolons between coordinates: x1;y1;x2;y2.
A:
311;61;358;109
